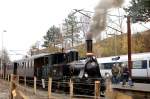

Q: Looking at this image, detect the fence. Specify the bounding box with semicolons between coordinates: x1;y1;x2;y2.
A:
1;74;102;99
0;74;136;99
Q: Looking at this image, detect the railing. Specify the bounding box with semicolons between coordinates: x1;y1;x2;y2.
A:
0;74;103;99
3;73;149;99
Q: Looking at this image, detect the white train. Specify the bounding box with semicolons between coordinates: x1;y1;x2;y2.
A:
97;52;150;81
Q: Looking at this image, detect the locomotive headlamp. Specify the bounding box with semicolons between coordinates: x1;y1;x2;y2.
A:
84;73;88;78
105;73;110;78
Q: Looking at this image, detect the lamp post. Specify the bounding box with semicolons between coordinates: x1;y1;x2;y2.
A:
1;30;6;77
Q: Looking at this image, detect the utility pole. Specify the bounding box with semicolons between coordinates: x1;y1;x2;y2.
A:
127;16;132;77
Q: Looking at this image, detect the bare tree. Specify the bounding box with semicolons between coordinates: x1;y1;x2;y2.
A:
0;49;10;64
79;13;91;39
62;12;80;48
43;25;62;48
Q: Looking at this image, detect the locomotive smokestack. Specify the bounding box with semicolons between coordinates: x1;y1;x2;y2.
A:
86;39;92;53
86;0;124;56
86;32;93;56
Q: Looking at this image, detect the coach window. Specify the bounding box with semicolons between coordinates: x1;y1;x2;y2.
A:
26;61;27;69
23;62;24;69
142;60;147;69
132;61;141;69
26;61;28;69
27;61;28;69
122;62;128;66
26;62;27;69
18;63;19;68
24;62;25;69
28;61;29;68
30;60;32;68
133;60;147;69
32;60;34;68
31;60;33;68
22;62;23;68
26;62;28;69
27;62;28;69
29;61;31;68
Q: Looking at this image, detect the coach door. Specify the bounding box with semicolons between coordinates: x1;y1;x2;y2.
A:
13;62;18;75
148;60;150;77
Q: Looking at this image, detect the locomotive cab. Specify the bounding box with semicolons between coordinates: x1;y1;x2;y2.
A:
51;51;79;80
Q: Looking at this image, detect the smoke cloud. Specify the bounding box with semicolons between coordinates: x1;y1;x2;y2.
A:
88;0;124;40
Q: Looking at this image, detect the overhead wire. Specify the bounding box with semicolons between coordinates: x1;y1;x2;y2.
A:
73;9;125;18
139;23;150;30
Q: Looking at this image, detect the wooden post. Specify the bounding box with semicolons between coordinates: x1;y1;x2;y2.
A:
4;74;6;80
2;73;4;79
95;81;100;99
70;79;73;98
48;77;52;99
10;74;17;99
18;75;19;84
5;74;7;80
24;76;26;87
34;76;37;94
10;74;13;99
106;78;112;93
3;73;5;79
8;74;9;81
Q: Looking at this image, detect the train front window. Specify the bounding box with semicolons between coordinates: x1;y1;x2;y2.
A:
101;62;123;69
102;63;114;69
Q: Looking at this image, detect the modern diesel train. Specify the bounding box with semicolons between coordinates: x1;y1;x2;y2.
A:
97;52;150;81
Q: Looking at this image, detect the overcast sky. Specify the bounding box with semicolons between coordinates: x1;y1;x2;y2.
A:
0;0;100;60
0;0;149;61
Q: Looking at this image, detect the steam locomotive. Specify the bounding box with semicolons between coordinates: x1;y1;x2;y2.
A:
4;39;105;96
69;40;105;95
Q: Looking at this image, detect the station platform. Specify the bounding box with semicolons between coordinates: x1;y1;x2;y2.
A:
112;83;150;93
111;83;150;99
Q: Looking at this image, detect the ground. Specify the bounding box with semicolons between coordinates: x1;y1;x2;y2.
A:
1;78;149;99
0;79;91;99
0;79;9;99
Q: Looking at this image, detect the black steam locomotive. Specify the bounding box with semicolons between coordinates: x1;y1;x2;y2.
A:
4;39;105;96
69;40;105;95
